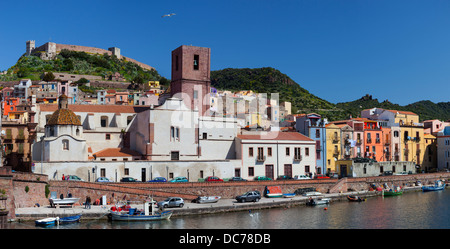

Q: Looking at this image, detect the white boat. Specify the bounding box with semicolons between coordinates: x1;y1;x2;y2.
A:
109;199;173;221
49;197;80;207
35;217;59;227
194;196;221;203
306;198;330;206
302;191;322;196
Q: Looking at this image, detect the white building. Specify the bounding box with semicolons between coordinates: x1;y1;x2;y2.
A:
235;131;316;180
437;126;450;170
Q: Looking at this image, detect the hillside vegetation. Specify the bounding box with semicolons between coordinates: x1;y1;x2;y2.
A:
0;49;169;85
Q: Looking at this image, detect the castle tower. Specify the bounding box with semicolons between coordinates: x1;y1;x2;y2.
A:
108;47;121;59
170;45;211;116
26;40;35;56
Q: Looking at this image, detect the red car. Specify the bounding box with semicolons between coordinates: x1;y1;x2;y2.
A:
205;176;224;182
315;174;330;179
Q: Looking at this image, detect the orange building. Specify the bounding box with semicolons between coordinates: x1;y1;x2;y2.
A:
363;119;384;161
3;97;20;116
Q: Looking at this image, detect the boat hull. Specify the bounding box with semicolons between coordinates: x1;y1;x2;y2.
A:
109;210;173;221
35;217;58;227
49;197;80;207
283;193;296;198
59;215;82;224
422;184;446;192
383;191;403;196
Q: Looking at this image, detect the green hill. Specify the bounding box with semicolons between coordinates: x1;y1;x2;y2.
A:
210;67;346;119
0;49;168;85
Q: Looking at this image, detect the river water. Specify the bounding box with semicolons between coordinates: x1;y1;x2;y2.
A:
7;189;450;229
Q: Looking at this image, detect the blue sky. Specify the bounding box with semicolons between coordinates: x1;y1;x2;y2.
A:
1;0;449;105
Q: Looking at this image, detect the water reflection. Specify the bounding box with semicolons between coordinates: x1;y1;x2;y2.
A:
6;190;450;229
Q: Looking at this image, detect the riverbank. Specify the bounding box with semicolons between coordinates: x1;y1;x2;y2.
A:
12;185;425;222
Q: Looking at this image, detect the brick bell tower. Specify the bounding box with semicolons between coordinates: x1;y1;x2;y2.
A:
170;45;211;116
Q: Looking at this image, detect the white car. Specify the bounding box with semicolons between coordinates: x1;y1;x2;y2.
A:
294;175;311;180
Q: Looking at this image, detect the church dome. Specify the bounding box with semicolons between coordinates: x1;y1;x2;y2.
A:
46;94;81;126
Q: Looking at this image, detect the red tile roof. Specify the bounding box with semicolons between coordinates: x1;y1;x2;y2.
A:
93;148;142;158
39;104;149;113
237;132;313;141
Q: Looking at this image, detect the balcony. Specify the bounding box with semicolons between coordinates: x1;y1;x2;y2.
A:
294;155;302;161
256;155;266;162
332;136;339;143
375;138;381;144
366;138;372;144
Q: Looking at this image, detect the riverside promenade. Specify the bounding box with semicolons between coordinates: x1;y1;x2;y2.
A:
13;186;424;222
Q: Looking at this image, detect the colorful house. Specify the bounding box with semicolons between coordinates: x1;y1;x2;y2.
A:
295;113;327;175
325;123;341;173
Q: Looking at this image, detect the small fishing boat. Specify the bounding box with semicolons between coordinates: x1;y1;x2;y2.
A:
422;180;446;192
59;214;82;224
49;197;80;207
306;198;330;206
282;193;296;198
302;191;322;196
347;195;365;202
193;196;221;203
264;186;283;198
109;199;173;221
35;217;59;227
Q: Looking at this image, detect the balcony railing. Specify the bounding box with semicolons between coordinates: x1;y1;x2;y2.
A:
294;155;302;161
256;155;266;162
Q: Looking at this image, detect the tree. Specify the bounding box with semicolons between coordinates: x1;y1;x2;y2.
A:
43;72;55;82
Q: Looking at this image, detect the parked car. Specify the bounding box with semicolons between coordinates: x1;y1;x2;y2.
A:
294;175;311;180
157;197;184;208
235;191;261;203
66;175;84;181
120;177;138;182
380;171;393;176
277;175;293;180
253;176;272;181
314;174;330;179
148;177;167;182
229;177;247;182
205;176;223;182
95;177;111;182
169;176;188;183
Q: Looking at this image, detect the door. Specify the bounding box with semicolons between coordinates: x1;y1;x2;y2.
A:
340;165;347;177
265;164;274;179
284;164;292;178
141;168;146;182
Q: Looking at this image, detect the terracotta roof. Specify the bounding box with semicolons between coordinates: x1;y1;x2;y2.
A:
237;132;313;141
47;109;81;126
93;148;142;157
386;110;417;116
39;104;149;113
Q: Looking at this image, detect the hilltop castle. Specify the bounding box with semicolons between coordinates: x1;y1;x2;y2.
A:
25;40;154;71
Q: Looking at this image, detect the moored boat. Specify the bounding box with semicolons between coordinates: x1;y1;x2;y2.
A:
264;186;283;198
109;199;173;221
422;180;446;192
306;198;330;206
193;196;221;203
347;195;365;202
49;197;80;207
35;217;59;227
302;191;322;196
383;189;403;196
59;214;82;224
282;193;296;198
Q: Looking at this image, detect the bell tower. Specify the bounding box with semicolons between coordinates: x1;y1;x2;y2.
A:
170;45;211;116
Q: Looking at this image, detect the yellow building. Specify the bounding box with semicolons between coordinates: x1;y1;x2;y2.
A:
395;111;426;169
325;124;341;173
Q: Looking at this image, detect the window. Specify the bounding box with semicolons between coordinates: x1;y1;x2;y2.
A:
171;126;180;141
315;129;320;138
268;147;272;157
203;132;207;139
249;147;254;157
248;167;254;177
62;139;69;150
294;147;301;160
305;148;309;156
193;54;199;70
257;147;264;160
106;134;111;140
125;168;129;175
286;147;290;156
101;116;108;127
193;90;198;99
101;168;106;177
171;151;179;160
